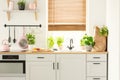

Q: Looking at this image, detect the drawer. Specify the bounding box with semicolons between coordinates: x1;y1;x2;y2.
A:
87;62;107;76
87;77;106;80
87;54;107;61
26;54;55;61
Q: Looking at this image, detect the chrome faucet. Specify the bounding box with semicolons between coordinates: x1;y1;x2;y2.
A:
67;38;74;50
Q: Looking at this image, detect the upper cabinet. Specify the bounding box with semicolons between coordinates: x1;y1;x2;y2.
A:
48;0;86;31
5;0;38;21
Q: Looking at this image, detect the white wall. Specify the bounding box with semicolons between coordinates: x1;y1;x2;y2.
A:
106;0;120;80
86;0;106;35
0;0;47;49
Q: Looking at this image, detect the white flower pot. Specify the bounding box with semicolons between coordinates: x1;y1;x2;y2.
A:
85;45;92;52
28;45;34;51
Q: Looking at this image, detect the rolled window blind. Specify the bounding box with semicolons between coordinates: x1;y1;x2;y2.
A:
48;0;86;30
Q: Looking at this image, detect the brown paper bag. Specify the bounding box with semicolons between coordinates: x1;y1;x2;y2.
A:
92;26;107;52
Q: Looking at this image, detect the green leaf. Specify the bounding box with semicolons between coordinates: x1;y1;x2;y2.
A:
47;36;55;49
56;37;64;47
80;34;95;47
26;33;35;45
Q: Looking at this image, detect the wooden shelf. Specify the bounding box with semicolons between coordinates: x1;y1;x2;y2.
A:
4;10;38;21
6;0;38;21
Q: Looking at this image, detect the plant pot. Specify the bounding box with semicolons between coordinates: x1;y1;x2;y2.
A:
18;4;25;10
28;45;34;51
58;46;63;50
85;45;92;52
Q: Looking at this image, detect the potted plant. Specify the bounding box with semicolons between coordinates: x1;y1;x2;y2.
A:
56;36;64;50
47;36;55;49
26;33;35;50
80;34;95;52
17;0;26;10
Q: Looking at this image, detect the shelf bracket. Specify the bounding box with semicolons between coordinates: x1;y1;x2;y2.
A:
7;0;10;7
7;11;10;21
35;11;38;21
34;0;37;8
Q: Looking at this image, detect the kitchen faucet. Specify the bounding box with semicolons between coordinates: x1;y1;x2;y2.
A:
67;38;74;50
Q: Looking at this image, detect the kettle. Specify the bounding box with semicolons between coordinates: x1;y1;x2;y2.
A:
1;40;10;52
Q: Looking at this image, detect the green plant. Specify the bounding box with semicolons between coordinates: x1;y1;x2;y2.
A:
47;36;55;49
99;25;108;36
26;33;35;45
56;37;64;47
80;34;95;47
17;0;25;6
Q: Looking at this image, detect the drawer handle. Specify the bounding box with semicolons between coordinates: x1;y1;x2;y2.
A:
37;57;44;59
93;63;100;64
93;57;101;59
53;62;55;70
93;78;100;80
57;62;59;70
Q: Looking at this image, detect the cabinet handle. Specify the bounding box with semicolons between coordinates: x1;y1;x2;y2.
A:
93;57;101;59
93;63;100;64
57;62;59;70
93;78;101;80
37;57;44;59
53;63;55;70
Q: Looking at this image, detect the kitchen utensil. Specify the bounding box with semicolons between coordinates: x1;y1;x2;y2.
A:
18;27;28;49
8;26;11;43
13;26;16;43
1;39;10;52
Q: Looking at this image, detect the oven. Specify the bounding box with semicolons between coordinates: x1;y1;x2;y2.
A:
0;54;25;77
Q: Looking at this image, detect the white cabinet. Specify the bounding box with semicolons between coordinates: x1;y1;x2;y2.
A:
87;62;106;76
26;54;86;80
56;54;86;80
87;54;107;80
26;54;107;80
26;54;56;80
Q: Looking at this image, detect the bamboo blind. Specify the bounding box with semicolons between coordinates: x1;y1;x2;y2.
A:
48;0;86;31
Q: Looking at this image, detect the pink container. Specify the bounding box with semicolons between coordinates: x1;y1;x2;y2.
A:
29;3;36;10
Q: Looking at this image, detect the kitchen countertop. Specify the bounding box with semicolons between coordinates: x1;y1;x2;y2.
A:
0;51;108;54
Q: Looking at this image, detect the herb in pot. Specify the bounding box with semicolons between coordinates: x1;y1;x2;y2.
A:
80;34;95;51
56;37;64;50
47;36;55;49
26;33;35;45
17;0;26;10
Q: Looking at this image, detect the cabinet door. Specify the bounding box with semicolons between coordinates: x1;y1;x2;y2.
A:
56;54;86;80
26;62;55;80
87;62;106;76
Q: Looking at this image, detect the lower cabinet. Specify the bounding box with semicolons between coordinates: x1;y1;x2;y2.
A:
56;54;86;80
87;54;107;80
26;54;56;80
26;54;107;80
26;54;86;80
